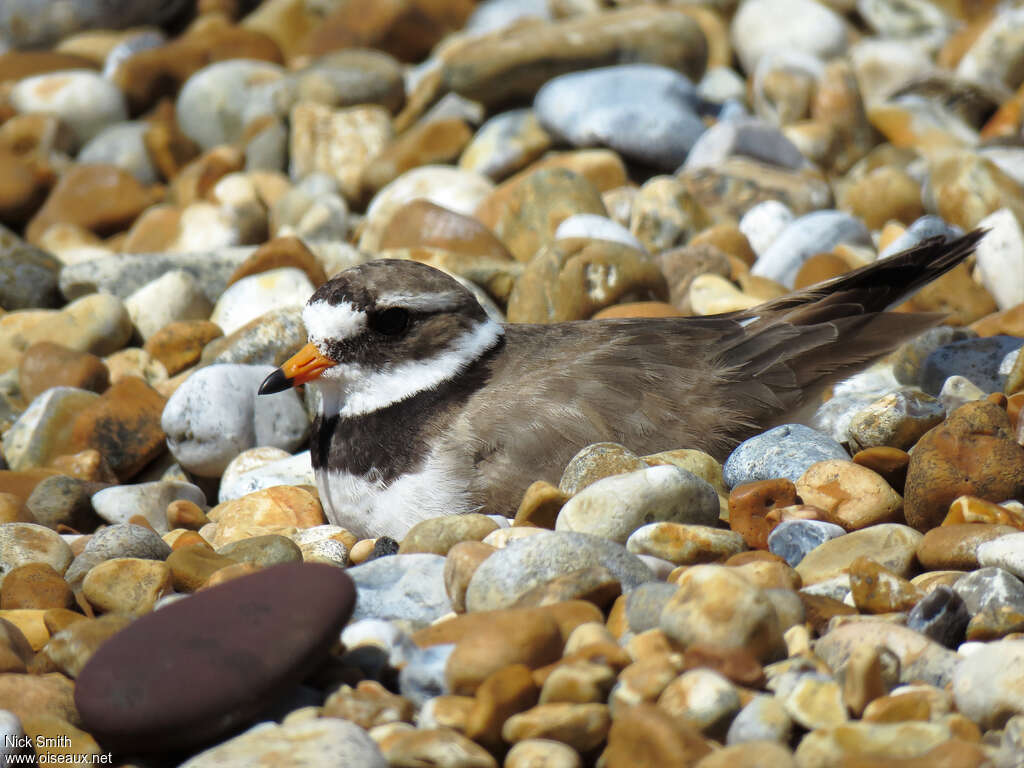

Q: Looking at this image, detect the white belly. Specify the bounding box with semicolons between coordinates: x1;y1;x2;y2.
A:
315;450;478;540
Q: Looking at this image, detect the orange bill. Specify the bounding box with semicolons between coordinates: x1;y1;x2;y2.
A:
258;342;336;394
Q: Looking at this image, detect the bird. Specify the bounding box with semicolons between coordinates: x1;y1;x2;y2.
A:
259;230;985;540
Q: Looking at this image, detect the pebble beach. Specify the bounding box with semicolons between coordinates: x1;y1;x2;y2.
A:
1;0;1024;766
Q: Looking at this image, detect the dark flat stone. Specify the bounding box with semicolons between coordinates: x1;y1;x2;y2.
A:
75;562;355;753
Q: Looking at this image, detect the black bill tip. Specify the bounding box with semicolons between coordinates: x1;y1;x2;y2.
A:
258;368;293;395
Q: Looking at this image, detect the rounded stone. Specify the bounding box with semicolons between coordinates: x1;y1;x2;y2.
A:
795;460;903;531
348;554;451;625
399;514;499;556
557;443;647;497
180;717;386;768
556;465;720;545
795;523;922;585
723;424;848;488
81;557;172;616
175;60;288;151
464;531;653;613
161;364;309;477
952;639;1024;730
18;342;109;403
0;563;73;611
660;564;786;663
0;523;73;589
75;562;355;753
91;480;206;534
11;70;127;145
535;65;703;172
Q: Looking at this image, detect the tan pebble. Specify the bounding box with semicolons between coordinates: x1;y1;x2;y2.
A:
41;608;85;636
502;703;610;753
40;613;131;677
444;540;496;614
21;714;102;764
400;513;499;556
780;676;848;730
910;571;964;594
165;546;236;592
539;659;615;705
322;680;415;729
784;625;812;658
626;523;745;565
624;628;679;661
166;499;209;530
795;524;921;585
841;644;889;718
661;565;786;663
657;668;741;736
605;593;628;639
727;478;797;549
465;663;539;749
482;527;547;548
610;653;685;710
851;446;910;494
81;557;172;616
563;622;616;656
681;643;765;688
201;561;261;588
422;695;475;732
383;727;497;768
965;604;1024;640
904;401;1024;532
693;741;797;768
348;538;376;564
0;617;34;673
943;495;1024;528
168;530;210;550
47;449;118;484
0;563;74;610
916;523;1018;570
413;608;564;696
848;556;923;614
203;486;325;547
862;689;933;723
514;480;568;529
602;702;712;767
796;460;903;531
505;739;582;768
728;558;801;591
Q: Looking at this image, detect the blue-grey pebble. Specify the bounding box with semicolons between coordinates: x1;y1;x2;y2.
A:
921;335;1024;396
77;121;159;184
535;64;704;171
953;567;1024;616
59;248;253;302
0;0;187;48
0;241;61;310
723;423;848;487
878;215;960;259
348;554;451;624
625;581;679;633
399;643;454;706
906;585;969;649
750;211;871;287
465;531;654;612
890;325;977;386
682;117;805;172
768;520;847;567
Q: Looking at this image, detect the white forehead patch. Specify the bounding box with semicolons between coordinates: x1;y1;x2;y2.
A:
303;300;366;347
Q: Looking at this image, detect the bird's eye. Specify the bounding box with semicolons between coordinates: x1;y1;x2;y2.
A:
370;307;409;336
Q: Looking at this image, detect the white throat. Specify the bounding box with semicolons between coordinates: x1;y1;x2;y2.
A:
315;318;504;418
